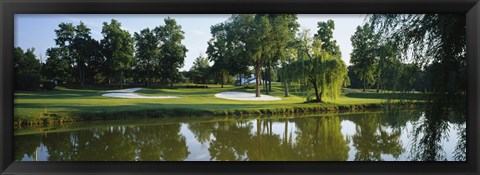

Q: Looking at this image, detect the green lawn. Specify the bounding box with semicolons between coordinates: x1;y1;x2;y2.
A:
13;83;427;124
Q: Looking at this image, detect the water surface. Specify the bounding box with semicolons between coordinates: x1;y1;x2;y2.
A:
15;109;466;161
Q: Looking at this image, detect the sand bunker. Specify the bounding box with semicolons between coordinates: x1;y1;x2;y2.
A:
102;88;181;99
215;91;282;101
105;88;142;93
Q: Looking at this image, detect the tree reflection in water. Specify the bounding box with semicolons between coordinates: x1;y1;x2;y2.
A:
18;124;189;161
349;113;403;161
409;97;466;161
15;108;465;161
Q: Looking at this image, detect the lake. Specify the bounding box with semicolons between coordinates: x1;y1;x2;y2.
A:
14;109;466;161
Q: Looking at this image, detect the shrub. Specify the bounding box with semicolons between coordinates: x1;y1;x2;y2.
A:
41;80;56;90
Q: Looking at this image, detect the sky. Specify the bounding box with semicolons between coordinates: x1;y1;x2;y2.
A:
15;14;366;71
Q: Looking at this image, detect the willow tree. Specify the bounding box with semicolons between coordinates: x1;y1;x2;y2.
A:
297;30;348;103
369;14;466;96
350;23;380;92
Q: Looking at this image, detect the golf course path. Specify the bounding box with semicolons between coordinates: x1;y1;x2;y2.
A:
215;91;282;101
102;88;181;99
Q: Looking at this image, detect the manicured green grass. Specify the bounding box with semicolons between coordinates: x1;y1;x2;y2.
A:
13;83;426;125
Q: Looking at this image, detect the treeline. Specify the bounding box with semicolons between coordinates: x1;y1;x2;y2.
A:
16;14;465;103
15;17;187;91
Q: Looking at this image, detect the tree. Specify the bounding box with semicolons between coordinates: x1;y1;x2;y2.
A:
296;30;348;103
101;19;135;88
72;22;103;87
189;54;211;84
134;28;160;87
315;19;341;57
398;63;421;93
43;47;71;84
263;15;299;95
53;22;102;87
375;42;402;92
206;23;235;88
207;20;251;87
278;47;299;97
154;17;187;86
14;47;42;91
369;14;466;95
229;14;273;97
53;22;75;84
350;23;380;92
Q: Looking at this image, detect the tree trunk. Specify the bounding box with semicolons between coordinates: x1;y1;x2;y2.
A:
268;65;272;93
120;71;124;89
170;72;174;87
311;77;321;102
255;62;261;98
376;82;380;93
147;69;150;87
80;65;85;88
239;74;243;86
264;79;268;94
363;78;366;92
283;74;290;97
266;66;270;94
221;72;225;88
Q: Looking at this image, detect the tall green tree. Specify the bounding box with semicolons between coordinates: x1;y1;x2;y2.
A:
278;47;299;97
350;23;380;92
398;63;421;92
207;20;251;87
72;22;102;87
189;54;211;84
101;19;135;88
266;15;299;96
53;22;101;87
315;19;342;57
134;28;160;87
375;42;401;92
53;22;75;83
230;14;273;97
14;47;42;91
207;22;238;88
43;47;71;84
154;17;187;87
297;30;348;102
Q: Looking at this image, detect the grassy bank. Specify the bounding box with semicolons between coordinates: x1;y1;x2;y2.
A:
14;83;428;126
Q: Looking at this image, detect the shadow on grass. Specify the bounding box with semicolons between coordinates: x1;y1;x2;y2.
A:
16;102;303;113
345;92;428;100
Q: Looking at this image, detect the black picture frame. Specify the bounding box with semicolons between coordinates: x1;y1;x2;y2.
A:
1;0;479;174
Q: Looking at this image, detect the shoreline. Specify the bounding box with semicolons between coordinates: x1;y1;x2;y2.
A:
14;101;424;128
